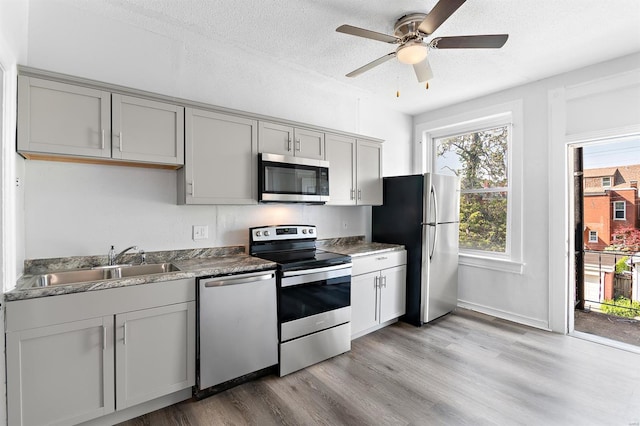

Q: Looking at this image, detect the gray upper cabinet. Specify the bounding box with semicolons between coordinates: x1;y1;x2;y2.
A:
17;75;184;167
179;108;258;205
325;134;357;205
258;121;325;160
111;94;184;165
356;139;383;205
326;134;383;206
18;76;112;158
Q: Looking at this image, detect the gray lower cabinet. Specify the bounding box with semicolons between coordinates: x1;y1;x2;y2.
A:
325;134;383;206
350;251;407;338
115;302;195;410
5;279;195;426
6;316;115;426
17;75;184;166
179;108;258;204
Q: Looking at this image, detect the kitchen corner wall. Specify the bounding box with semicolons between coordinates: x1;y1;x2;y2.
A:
15;0;413;272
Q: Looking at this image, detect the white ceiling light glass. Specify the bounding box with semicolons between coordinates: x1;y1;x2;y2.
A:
396;40;428;65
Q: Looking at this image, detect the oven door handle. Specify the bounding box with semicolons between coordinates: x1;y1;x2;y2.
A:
281;264;352;288
281;263;353;278
203;271;275;287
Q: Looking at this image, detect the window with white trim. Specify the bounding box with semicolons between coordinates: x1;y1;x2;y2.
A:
588;230;598;243
602;177;611;188
613;201;626;220
417;101;523;273
435;125;510;253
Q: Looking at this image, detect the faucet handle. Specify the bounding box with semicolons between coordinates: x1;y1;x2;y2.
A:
139;249;146;265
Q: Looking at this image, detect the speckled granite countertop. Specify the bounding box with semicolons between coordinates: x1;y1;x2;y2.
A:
318;236;405;257
7;246;276;302
8;238;404;302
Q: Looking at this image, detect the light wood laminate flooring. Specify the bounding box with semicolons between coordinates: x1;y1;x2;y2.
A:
119;309;640;425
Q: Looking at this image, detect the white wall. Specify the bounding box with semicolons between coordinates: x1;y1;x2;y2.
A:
16;0;412;265
414;52;640;332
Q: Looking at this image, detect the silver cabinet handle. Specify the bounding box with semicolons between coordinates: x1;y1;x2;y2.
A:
350;189;355;200
188;181;195;195
287;138;292;152
358;189;362;200
119;132;123;152
382;276;387;288
374;276;379;321
296;139;301;151
123;322;127;345
103;325;107;350
374;275;379;289
204;272;275;287
101;129;105;150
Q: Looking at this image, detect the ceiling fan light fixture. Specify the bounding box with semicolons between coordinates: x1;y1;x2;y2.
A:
396;41;428;65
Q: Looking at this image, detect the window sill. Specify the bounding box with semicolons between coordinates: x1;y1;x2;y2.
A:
459;253;524;274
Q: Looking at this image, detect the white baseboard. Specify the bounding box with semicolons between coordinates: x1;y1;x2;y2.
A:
457;300;551;331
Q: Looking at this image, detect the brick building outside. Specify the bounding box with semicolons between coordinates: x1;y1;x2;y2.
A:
583;164;640;251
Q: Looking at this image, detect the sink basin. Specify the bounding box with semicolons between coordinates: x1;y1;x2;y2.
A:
117;263;180;277
33;263;180;287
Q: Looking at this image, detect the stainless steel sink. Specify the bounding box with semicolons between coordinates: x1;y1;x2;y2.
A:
117;263;180;277
33;263;180;287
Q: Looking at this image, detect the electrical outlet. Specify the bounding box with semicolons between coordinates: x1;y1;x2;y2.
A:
192;225;209;240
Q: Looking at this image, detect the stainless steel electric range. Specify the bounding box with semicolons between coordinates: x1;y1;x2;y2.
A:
249;225;352;376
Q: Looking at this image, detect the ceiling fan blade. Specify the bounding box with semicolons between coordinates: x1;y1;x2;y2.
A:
418;0;466;35
336;25;400;44
413;58;434;83
346;52;396;78
431;34;509;49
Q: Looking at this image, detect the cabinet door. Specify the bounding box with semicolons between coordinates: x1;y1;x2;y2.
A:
6;316;114;426
294;128;325;160
379;265;407;323
115;302;195;410
258;121;294;156
17;76;111;158
356;140;383;205
182;108;258;204
112;94;184;165
325;134;356;205
350;272;380;337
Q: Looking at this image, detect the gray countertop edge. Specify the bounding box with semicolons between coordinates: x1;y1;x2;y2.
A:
321;242;406;257
7;255;277;302
8;241;405;302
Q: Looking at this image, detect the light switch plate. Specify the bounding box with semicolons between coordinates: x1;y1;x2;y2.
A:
193;225;209;240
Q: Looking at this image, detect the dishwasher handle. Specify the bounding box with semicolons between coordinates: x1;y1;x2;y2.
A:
203;271;275;287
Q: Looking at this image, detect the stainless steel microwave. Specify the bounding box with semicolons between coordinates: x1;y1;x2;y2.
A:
258;153;329;203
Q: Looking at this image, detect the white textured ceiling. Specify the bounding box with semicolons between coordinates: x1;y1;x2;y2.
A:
68;0;640;115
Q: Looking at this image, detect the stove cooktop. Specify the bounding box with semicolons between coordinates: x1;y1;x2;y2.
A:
253;249;351;272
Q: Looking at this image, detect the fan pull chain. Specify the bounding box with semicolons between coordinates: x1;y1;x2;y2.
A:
425;81;429;90
396;76;400;98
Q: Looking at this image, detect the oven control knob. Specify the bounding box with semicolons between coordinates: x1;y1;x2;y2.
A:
255;231;262;237
308;228;314;234
264;231;270;236
302;229;307;234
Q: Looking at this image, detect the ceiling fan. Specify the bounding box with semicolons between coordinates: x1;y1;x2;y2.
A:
336;0;508;83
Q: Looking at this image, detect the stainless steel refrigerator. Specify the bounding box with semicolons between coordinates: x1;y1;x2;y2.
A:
372;173;460;326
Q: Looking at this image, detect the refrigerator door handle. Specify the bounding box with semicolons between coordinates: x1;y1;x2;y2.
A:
430;184;439;260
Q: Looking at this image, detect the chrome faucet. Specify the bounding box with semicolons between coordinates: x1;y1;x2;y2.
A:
109;245;138;266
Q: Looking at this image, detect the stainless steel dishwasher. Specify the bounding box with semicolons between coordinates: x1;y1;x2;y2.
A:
196;270;278;398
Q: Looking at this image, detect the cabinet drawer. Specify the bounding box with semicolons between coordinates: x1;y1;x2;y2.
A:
351;250;406;276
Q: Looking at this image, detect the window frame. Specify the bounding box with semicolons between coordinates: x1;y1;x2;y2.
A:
415;100;524;274
602;176;611;188
434;124;511;256
613;201;626;220
588;230;598;243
